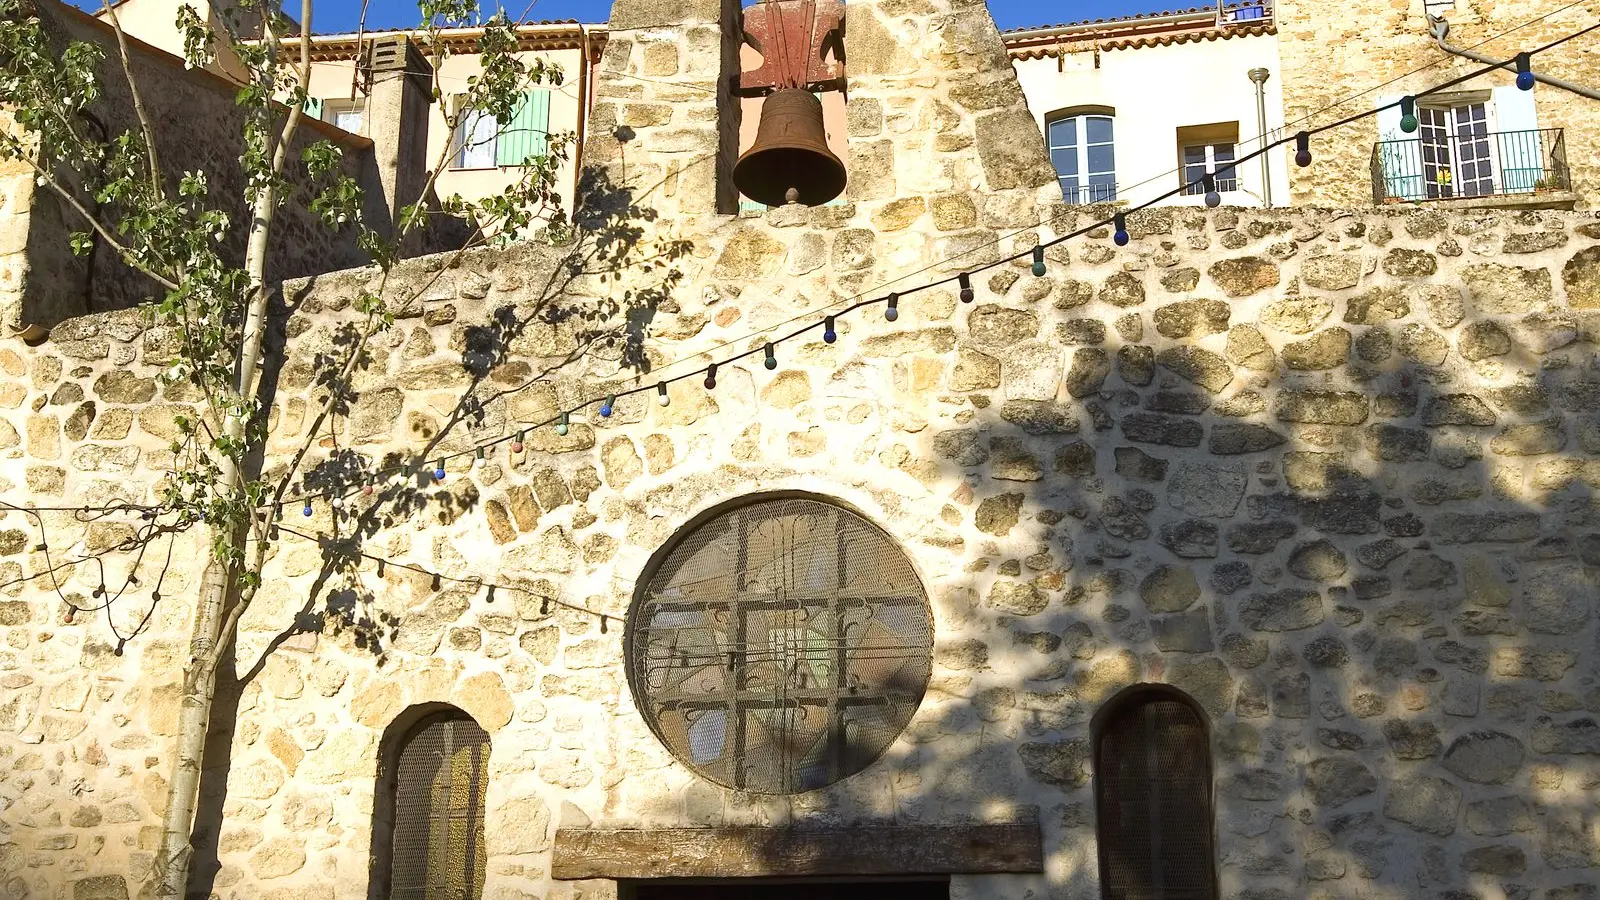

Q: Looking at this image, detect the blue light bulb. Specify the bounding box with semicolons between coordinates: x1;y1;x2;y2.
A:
1113;213;1129;247
823;316;837;343
434;462;446;481
600;393;615;417
302;500;313;517
1517;70;1535;91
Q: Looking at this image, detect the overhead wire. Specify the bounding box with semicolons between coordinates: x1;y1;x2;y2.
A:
255;24;1600;513
10;19;1598;524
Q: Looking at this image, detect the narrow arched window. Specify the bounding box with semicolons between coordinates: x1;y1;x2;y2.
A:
1094;688;1217;900
377;709;491;900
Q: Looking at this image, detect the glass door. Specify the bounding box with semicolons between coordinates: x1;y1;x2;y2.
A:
1420;102;1495;199
1450;102;1494;197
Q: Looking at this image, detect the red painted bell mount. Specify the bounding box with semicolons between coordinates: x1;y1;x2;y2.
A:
733;0;847;207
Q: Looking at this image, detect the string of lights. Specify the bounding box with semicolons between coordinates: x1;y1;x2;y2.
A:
3;23;1594;529
0;499;179;655
2;22;1593;656
273;523;615;628
258;28;1592;516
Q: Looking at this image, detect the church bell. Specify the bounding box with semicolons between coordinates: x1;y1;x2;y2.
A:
733;89;847;207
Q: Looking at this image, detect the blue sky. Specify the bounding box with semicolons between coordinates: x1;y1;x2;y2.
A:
77;0;1169;34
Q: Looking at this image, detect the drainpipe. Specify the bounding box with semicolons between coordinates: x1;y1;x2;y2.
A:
1248;67;1272;206
1428;15;1600;100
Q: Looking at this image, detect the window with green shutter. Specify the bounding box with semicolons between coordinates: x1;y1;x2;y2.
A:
496;89;551;167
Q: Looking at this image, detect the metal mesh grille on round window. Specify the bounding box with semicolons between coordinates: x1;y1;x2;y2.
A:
1095;693;1217;900
628;497;933;794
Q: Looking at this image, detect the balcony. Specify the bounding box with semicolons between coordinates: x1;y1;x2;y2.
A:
1371;127;1573;208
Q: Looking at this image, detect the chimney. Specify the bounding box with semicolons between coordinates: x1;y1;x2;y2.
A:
364;36;433;231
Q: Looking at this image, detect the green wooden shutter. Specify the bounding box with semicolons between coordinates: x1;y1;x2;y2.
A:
496;90;550;167
303;97;323;120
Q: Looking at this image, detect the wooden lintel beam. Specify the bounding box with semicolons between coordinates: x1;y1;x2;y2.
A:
550;822;1044;880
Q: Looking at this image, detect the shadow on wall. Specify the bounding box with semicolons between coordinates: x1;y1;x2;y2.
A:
710;206;1600;900
181;165;692;900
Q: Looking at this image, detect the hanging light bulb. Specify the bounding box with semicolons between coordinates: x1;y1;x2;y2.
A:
302;498;313;517
430;572;442;592
656;382;670;406
1113;212;1129;247
600;615;609;634
1031;245;1046;277
434;460;447;482
958;272;974;303
474;446;486;466
511;431;525;453
704;363;718;390
884;293;899;322
1294;131;1312;168
330;496;344;512
540;598;551;615
485;585;496;604
113;640;125;657
1203;173;1221;209
823;316;837;344
599;393;616;417
763;343;777;370
555;412;569;437
362;480;374;496
1399;95;1418;133
1515;52;1535;91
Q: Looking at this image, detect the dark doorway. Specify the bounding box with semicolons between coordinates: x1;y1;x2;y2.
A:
631;879;950;900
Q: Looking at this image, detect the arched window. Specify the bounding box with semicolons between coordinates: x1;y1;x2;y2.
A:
1047;108;1117;204
1094;687;1216;900
371;707;491;900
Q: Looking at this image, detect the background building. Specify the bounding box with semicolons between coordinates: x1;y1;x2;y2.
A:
1006;1;1291;210
1274;0;1600;209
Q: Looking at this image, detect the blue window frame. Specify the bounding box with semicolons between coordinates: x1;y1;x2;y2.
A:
1048;113;1116;204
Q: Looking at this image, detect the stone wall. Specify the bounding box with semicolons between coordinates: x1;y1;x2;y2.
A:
1274;0;1600;211
9;0;1600;897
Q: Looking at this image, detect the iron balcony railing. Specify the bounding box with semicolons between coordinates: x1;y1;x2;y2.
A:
1371;127;1570;204
1060;182;1119;205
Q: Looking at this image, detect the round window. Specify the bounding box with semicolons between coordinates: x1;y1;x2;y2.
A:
626;496;933;794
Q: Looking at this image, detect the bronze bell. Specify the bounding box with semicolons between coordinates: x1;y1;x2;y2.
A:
733;89;847;207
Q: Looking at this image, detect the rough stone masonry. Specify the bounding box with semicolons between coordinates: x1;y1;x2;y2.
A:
6;0;1600;898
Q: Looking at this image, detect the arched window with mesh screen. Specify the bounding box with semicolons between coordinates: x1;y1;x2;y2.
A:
373;708;491;900
1094;687;1217;900
627;495;933;794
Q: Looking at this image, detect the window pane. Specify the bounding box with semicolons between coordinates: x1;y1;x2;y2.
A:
1088;173;1116;202
1086;143;1115;176
1050;148;1079;177
455;110;499;168
334;109;363;133
1085;115;1114;144
1049;116;1078;151
1059;176;1082;203
1212;143;1236;163
1183;145;1207;165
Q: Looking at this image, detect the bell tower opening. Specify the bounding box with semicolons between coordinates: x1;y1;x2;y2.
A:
730;0;849;211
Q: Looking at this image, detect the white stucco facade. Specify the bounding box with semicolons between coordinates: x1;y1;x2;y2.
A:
1011;28;1293;211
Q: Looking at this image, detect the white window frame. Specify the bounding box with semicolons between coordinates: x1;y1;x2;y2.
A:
451;101;500;171
1181;142;1239;194
323;100;365;136
1047;112;1117;205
